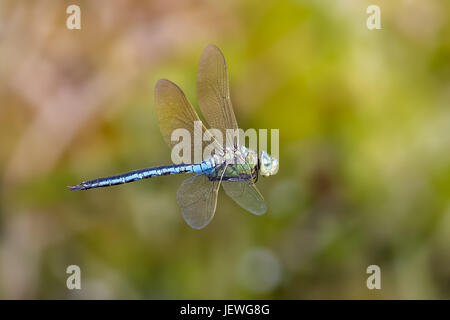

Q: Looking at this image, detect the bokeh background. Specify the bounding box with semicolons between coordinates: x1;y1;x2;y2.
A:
0;0;449;299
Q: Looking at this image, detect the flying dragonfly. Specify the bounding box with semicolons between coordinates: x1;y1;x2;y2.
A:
69;44;279;229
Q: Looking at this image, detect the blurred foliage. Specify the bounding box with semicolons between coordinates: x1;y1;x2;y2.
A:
0;0;449;299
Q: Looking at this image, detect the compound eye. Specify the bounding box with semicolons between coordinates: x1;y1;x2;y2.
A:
270;157;279;175
259;152;271;175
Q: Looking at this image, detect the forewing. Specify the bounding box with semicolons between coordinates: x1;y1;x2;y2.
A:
222;180;267;215
197;44;238;147
155;79;220;163
177;174;221;229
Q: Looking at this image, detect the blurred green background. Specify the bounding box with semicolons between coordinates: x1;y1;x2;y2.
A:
0;0;449;299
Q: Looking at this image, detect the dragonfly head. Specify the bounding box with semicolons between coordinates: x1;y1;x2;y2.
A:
259;150;279;177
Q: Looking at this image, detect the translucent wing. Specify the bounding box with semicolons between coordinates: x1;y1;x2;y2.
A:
155;79;220;163
177;174;221;229
197;44;238;146
222;180;267;215
197;45;267;214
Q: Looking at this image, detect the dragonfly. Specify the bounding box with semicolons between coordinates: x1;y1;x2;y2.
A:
69;44;279;229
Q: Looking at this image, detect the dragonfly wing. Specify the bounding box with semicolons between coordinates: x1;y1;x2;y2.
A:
197;44;238;146
222;180;267;215
155;79;220;163
198;46;268;215
177;174;221;229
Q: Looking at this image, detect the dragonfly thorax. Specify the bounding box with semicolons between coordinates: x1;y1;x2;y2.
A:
209;147;278;180
206;146;259;181
212;146;258;166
